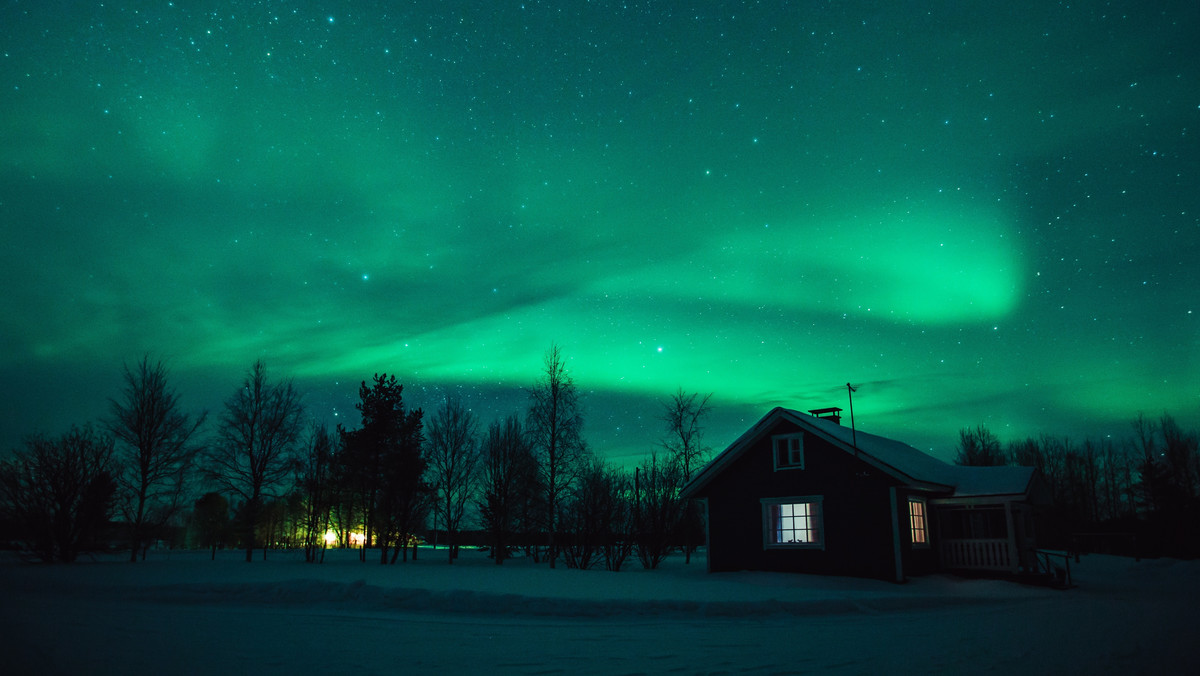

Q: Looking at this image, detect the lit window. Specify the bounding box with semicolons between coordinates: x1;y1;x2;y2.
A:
762;497;823;549
909;498;929;547
772;433;804;470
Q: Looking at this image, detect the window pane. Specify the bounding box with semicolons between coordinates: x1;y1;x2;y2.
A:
769;501;819;545
909;499;927;544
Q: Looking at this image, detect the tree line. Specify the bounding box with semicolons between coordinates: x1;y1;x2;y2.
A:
954;415;1200;557
0;345;714;568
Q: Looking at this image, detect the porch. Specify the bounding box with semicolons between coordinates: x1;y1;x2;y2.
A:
933;501;1038;575
940;538;1014;572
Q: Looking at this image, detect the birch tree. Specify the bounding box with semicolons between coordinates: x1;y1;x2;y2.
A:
206;360;304;562
479;414;537;564
661;389;712;563
426;396;479;563
107;355;206;562
526;344;585;568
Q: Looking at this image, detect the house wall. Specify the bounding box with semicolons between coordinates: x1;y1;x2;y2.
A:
702;419;905;581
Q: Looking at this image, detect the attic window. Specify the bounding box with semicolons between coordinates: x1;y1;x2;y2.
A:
762;497;824;549
772;433;804;470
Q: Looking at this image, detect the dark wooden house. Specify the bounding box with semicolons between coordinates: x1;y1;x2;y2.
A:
680;407;1047;582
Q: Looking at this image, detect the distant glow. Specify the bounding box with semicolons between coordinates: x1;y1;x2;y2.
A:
323;530;337;546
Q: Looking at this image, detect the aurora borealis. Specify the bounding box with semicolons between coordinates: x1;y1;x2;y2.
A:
2;1;1197;464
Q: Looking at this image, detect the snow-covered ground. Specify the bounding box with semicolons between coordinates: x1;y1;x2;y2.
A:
2;547;1196;675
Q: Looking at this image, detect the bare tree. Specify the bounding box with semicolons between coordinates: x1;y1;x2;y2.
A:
600;467;636;572
954;425;1006;466
661;389;712;563
478;414;535;564
0;425;117;563
297;424;336;563
426;396;480;563
1131;413;1161;513
526;344;585;568
560;455;604;570
107;355;206;562
661;389;713;482
206;360;304;563
1159;413;1199;504
635;451;684;569
562;456;634;571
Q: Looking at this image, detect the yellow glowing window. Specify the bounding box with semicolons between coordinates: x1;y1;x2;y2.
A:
909;498;928;546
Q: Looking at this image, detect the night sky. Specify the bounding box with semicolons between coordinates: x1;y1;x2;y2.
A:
2;1;1197;465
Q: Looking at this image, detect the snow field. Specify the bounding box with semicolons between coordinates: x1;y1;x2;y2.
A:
2;548;1197;674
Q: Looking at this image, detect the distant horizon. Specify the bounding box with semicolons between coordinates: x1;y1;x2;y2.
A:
3;351;1194;469
3;2;1196;466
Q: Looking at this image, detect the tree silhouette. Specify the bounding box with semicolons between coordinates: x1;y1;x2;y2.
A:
954;425;1006;466
206;360;304;563
426;396;479;563
661;388;712;563
107;355;206;562
634;451;684;569
341;373;426;564
478;414;536;564
526;344;585;568
0;425;117;562
191;491;229;560
297;424;336;563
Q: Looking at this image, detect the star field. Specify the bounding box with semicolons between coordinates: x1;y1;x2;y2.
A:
1;1;1197;463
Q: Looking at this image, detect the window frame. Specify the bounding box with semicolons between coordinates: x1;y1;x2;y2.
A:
908;496;930;548
761;496;825;550
771;433;805;471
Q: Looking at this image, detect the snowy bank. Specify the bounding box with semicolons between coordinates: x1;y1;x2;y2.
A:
2;548;1197;674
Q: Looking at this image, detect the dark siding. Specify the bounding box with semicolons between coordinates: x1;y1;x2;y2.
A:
702;420;904;580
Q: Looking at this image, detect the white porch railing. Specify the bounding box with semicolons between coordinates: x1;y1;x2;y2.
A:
940;538;1012;571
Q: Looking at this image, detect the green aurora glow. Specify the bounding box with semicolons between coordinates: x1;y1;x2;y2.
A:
2;1;1197;463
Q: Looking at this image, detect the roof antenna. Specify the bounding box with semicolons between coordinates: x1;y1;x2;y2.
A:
846;383;858;456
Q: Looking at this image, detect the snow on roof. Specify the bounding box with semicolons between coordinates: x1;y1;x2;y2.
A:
683;407;1034;499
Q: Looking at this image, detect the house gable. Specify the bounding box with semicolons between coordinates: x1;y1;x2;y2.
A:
697;415;907;578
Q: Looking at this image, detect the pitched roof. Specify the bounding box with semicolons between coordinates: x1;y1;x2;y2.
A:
681;407;1035;499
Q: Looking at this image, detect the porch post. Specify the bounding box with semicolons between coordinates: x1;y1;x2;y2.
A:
889;487;904;583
